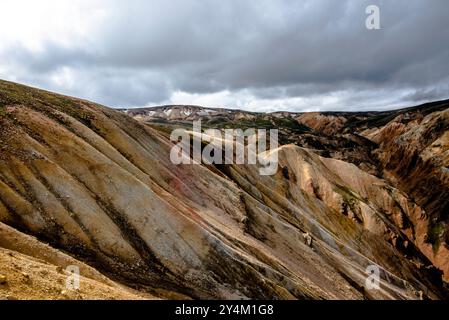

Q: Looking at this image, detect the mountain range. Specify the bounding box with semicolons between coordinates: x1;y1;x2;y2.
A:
1;79;448;300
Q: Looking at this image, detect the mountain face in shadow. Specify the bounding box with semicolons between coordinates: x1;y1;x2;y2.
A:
1;80;448;300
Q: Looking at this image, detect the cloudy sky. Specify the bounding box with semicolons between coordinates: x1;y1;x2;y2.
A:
0;0;448;112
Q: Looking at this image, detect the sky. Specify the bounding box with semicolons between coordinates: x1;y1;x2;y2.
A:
0;0;448;112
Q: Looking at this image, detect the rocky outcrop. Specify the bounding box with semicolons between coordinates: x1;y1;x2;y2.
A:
264;100;449;281
296;113;348;136
357;103;449;280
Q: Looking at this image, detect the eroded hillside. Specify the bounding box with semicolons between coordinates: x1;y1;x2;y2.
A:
0;80;448;299
130;101;449;283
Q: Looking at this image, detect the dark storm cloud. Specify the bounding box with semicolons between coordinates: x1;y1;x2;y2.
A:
0;0;448;110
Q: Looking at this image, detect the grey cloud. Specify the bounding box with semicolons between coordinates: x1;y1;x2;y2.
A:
0;0;448;110
401;83;449;104
3;43;94;73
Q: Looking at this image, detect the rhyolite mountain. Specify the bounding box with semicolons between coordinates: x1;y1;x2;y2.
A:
1;79;448;300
